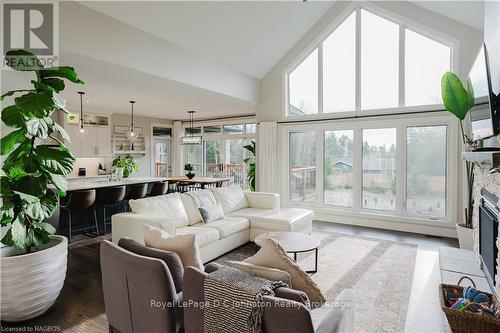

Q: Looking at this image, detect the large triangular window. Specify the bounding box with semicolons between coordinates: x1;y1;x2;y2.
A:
287;6;452;116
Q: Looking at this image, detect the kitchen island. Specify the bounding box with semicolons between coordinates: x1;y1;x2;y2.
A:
66;177;167;192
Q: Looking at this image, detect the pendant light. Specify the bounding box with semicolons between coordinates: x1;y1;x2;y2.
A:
75;91;88;137
126;100;138;142
180;110;202;145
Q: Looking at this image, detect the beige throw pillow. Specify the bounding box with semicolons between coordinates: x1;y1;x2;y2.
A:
226;260;292;286
143;225;203;270
244;238;325;308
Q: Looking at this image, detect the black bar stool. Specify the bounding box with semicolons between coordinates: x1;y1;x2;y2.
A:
148;181;168;197
125;183;148;210
60;189;98;242
96;186;126;235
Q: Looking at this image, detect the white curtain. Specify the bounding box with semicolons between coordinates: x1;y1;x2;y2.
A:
172;121;183;176
256;122;278;193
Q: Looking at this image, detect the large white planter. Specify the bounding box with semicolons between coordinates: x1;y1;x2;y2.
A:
0;235;68;322
456;224;474;250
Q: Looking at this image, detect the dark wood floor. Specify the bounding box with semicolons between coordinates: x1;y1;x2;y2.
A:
0;222;457;332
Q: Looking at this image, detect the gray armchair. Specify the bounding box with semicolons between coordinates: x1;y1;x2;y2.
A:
100;239;184;333
183;263;353;333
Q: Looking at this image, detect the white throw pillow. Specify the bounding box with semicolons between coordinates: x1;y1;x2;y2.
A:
130;193;190;228
244;238;325;308
211;185;249;214
143;225;203;270
227;260;292;286
180;193;202;225
198;204;225;224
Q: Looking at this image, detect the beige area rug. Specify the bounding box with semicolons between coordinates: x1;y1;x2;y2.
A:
214;231;417;333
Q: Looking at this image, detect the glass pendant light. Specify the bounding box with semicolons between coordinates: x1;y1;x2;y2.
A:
126;100;138;142
75;91;88;137
180;110;202;145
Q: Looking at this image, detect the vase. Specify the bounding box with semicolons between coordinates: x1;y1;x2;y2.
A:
186;172;195;179
0;235;68;322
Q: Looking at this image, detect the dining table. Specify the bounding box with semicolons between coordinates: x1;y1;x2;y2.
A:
166;176;231;189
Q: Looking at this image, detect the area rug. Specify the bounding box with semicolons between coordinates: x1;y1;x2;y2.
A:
213;231;417;333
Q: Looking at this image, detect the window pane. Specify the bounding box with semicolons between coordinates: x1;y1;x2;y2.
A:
225;139;245;187
185;127;201;135
324;130;353;206
289;49;319;115
153;126;172;137
362;128;396;210
223;124;244;134
184;144;203;176
406;126;447;217
203;125;221;135
289;132;316;202
469;47;489;99
361;10;399;110
205;141;222;178
323;12;356;113
245;123;256;134
405;29;450;106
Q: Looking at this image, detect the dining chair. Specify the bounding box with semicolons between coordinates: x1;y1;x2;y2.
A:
96;186;126;235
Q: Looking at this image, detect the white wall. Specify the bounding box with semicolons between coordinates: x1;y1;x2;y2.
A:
484;0;500;95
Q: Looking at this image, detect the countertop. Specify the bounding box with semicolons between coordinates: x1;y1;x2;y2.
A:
66;177;167;191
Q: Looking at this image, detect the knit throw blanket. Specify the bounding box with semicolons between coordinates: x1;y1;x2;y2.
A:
186;190;217;208
203;266;287;333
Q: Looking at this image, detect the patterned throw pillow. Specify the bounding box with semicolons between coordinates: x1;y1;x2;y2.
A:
244;238;326;308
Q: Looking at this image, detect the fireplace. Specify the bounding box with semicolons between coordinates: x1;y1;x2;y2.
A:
479;188;499;291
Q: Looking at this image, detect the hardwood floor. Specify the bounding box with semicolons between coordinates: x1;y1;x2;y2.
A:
1;222;458;333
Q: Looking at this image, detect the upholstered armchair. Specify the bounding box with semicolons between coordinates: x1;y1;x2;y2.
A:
100;239;184;333
183;263;353;333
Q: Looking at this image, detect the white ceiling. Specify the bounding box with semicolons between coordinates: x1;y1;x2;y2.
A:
82;1;336;79
410;1;484;31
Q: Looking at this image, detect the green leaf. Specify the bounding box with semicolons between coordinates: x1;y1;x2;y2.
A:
1;105;26;128
11;218;27;250
25;190;58;221
47;173;67;196
467;77;475;110
0;128;27;155
34;221;56;235
40;66;85;84
51;92;67;112
13;190;40;203
53;122;71;143
0;200;15;225
1;228;13;247
34;145;75;175
0;177;13;197
8;167;30;180
15;90;55;118
5;50;42;71
17;174;46;198
441;71;470;120
1;140;31;171
26;117;51;138
41;78;65;92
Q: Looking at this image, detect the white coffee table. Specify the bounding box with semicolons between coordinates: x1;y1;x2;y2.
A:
254;231;320;273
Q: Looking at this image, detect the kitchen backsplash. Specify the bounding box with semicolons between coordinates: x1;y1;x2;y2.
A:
68;157;111;178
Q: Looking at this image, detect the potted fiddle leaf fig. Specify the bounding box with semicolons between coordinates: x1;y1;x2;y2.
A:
184;163;195;179
0;50;83;321
441;71;475;249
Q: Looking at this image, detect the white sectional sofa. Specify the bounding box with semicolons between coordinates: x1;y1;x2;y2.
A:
112;185;313;263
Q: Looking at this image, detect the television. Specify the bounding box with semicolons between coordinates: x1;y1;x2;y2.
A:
468;44;500;142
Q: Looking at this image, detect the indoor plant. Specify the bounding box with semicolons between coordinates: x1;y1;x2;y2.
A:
184;163;195;179
244;140;256;191
111;155;139;178
0;50;83;321
441;71;475;249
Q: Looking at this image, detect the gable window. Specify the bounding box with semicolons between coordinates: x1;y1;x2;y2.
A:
287;6;452;117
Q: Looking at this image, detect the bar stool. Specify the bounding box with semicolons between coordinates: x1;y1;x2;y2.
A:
125;183;148;211
148;181;168;197
60;189;98;242
96;186;126;235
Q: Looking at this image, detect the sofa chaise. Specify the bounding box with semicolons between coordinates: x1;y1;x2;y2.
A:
112;185;314;262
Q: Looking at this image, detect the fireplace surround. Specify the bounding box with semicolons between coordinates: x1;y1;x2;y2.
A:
479;188;499;291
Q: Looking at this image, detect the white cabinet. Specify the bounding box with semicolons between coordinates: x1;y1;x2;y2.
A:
64;125;111;158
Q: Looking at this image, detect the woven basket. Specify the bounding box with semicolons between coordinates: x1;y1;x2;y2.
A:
440;276;500;333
